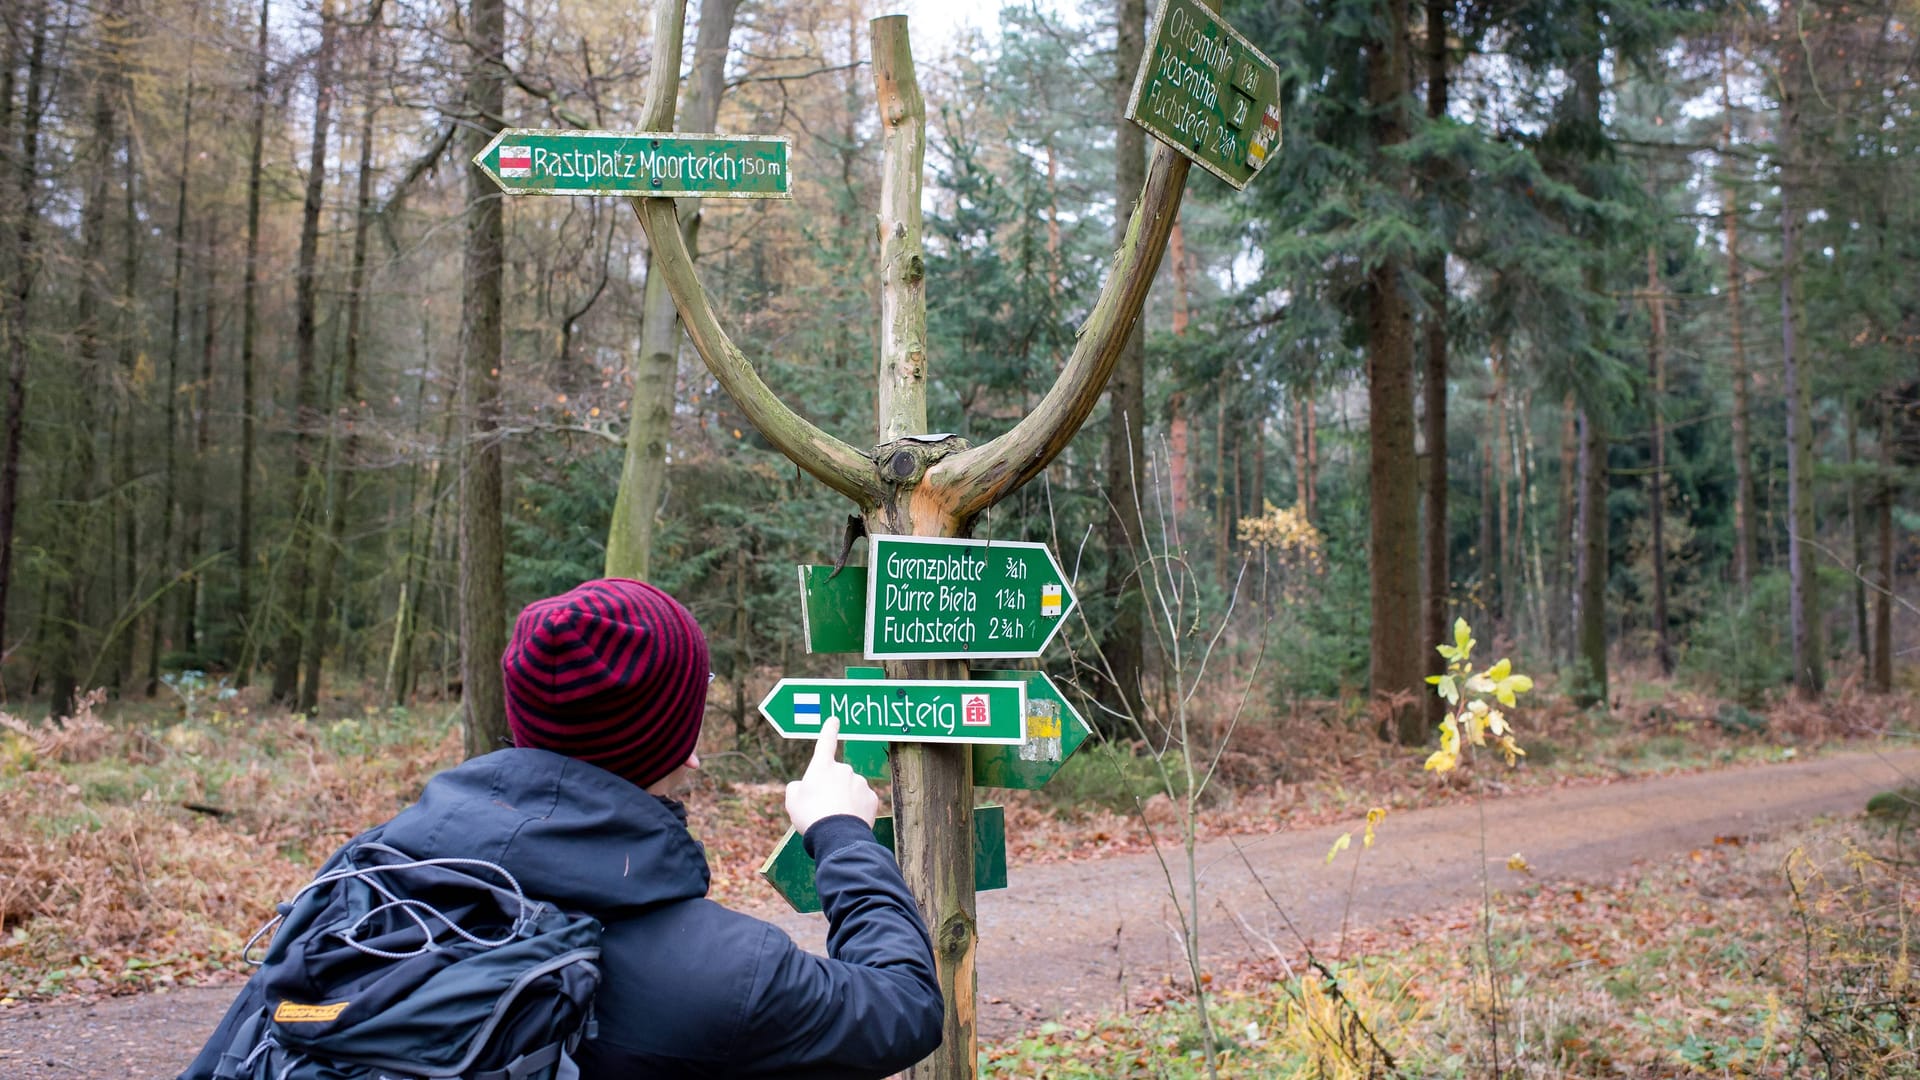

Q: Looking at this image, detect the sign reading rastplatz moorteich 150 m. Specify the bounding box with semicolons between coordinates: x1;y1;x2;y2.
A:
473;129;791;199
864;535;1075;660
1124;0;1282;190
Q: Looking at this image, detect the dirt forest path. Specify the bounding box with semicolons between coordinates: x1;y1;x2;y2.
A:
4;747;1917;1078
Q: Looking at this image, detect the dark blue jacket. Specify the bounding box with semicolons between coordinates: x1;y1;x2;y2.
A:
181;748;943;1079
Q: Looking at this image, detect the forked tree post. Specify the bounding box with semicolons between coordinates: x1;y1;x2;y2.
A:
631;5;1190;1075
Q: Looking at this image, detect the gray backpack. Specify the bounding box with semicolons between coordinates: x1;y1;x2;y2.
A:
210;842;601;1080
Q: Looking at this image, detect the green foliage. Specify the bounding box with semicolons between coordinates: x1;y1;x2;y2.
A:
1679;571;1793;704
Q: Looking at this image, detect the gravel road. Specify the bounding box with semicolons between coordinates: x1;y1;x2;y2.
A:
4;745;1914;1078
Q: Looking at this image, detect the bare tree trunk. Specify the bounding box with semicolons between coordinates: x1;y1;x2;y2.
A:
1721;49;1757;590
51;13;122;717
1553;393;1577;661
270;0;336;705
1420;0;1450;728
1645;246;1673;675
149;28;201;693
606;0;738;579
1573;409;1608;707
1098;0;1148;724
1871;402;1893;693
185;225;217;660
1778;141;1823;697
460;0;510;755
1169;219;1189;517
112;129;140;692
1368;0;1421;744
235;0;269;685
1493;340;1511;624
1845;402;1868;673
0;4;49;671
301;20;381;714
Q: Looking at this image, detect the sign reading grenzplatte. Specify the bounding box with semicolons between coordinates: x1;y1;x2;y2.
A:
473;128;792;199
864;535;1076;660
1124;0;1282;190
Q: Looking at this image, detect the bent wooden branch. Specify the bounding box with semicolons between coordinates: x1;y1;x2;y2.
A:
628;0;880;507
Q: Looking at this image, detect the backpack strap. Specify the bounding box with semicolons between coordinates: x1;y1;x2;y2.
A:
468;1040;566;1080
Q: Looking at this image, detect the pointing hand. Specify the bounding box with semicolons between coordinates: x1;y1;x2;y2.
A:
784;717;880;834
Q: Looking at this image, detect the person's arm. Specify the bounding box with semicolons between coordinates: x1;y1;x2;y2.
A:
722;720;943;1077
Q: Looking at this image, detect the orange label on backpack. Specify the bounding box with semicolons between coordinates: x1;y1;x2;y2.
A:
274;1000;350;1023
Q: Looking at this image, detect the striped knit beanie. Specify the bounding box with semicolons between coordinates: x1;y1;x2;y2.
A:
502;579;709;790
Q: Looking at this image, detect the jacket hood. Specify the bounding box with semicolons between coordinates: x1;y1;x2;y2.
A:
372;748;710;917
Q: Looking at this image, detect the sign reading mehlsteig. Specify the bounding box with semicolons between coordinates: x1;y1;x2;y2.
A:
759;677;1026;744
1124;0;1282;190
864;535;1075;660
473;128;792;199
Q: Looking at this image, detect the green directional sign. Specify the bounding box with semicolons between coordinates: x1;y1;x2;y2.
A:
798;565;866;654
865;535;1075;660
759;805;1007;914
844;668;1094;791
473;128;792;199
760;678;1026;744
1124;0;1282;190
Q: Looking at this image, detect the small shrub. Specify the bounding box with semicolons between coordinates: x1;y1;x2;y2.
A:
1680;571;1792;704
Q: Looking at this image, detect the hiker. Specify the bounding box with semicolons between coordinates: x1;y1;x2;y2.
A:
181;578;944;1079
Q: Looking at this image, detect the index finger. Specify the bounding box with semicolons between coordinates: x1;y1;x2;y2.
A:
809;715;843;769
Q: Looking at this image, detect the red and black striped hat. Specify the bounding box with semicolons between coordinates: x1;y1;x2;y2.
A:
501;578;709;789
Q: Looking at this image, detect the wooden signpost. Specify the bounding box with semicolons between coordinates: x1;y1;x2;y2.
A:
619;0;1272;1073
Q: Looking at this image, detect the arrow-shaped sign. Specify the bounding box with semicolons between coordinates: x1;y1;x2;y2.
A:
844;668;1093;790
864;534;1076;660
759;677;1026;744
473;128;792;199
759;805;1007;914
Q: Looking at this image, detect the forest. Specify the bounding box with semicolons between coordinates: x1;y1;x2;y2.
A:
1;0;1918;1073
0;0;1912;735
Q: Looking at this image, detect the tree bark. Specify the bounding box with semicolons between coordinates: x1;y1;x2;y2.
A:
112;130;139;692
1368;0;1422;744
235;0;269;685
1573;408;1608;707
150;29;201;693
606;0;738;579
1645;246;1672;675
1420;0;1450;729
1553;393;1577;661
270;0;336;704
301;18;381;714
1845;402;1868;672
186;226;217;661
1169;220;1188;518
459;0;510;755
0;4;49;674
1098;0;1149;726
1777;18;1823;699
1493;340;1511;623
1720;49;1757;590
1872;402;1893;693
50;9;122;717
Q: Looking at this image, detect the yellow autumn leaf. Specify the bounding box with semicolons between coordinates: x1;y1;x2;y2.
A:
1423;748;1457;773
1496;734;1526;766
1506;853;1531;874
1494;672;1534;708
1487;710;1509;737
1439;716;1460;757
1363;807;1386;848
1453;617;1474;658
1326;832;1353;864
